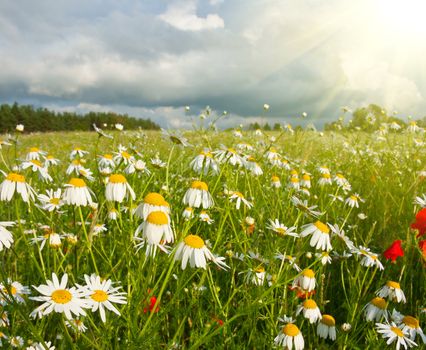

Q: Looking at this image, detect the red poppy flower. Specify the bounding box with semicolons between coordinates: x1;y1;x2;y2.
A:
383;240;404;262
143;296;160;313
419;240;426;257
411;208;426;238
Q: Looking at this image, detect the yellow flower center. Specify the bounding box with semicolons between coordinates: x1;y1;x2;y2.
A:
303;174;310;180
109;174;127;184
47;155;54;160
276;227;287;236
350;195;358;201
121;151;131;159
270;147;277;153
314;221;330;234
184;234;205;249
371;297;387;309
6;173;25;183
68;178;86;187
2;286;17;295
72;159;81;165
227;148;236;154
104;154;113;159
144;192;166;206
146;211;169;225
271;175;280;182
391;327;404;337
29;147;39;152
50;198;60;205
51;289;72;304
191;181;208;191
233;192;244;198
322;173;331;179
302;269;315;278
336;173;345;179
200;151;212;158
30;160;42;167
282;323;300;336
255;266;265;273
303;299;318;309
91;290;109;302
290;177;299;183
321;315;335;326
386;281;400;290
402;316;419;329
74;147;82;151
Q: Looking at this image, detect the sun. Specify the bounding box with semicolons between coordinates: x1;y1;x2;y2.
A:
377;0;426;36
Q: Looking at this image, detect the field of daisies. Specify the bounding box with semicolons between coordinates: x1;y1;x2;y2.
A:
0;123;425;349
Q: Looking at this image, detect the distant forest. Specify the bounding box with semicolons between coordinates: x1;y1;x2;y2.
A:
0;103;160;133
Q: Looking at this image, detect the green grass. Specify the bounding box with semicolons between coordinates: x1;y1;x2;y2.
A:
0;129;424;349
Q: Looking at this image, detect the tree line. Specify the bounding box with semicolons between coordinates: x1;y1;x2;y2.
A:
0;103;160;133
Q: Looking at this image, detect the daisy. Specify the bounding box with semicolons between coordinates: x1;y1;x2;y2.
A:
66;160;84;176
245;266;267;286
79;274;127;323
318;173;332;186
300;173;311;188
274;323;304;350
62;178;93;206
267;219;298;238
105;174;135;203
271;175;281;188
0;279;30;305
300;221;332;251
174;234;229;270
98;154;116;169
407;121;422;133
135;211;174;245
199;211;214;224
70;147;89;159
288;176;300;190
182;207;194;220
183;181;214;209
317;314;336;341
135;192;170;220
0;172;35;202
44;154;60;167
66;318;87;333
274;253;301;271
292;269;316;292
229;191;253;210
9;336;24;348
91;224;107;236
345;194;364;208
108;208;119;220
375;322;417;349
38;189;63;212
78;167;95;182
364;297;388;321
233;130;243;138
244;156;263;176
30;230;63;250
296;299;322;323
414;194;426;208
291;196;322;218
113;145;134;165
26;147;47;161
213;147;243;166
329;224;355;251
161;129;192;147
377;281;406;303
0;221;14;251
318;165;330;175
150;156;166;168
354;246;384;270
21;160;52;182
315;252;332;265
30;273;89;320
26;340;55;350
0;139;11;149
392;311;426;344
115;123;123;131
93;123;113;139
190;149;220;175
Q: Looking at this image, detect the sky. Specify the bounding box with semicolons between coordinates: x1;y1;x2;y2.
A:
1;0;426;129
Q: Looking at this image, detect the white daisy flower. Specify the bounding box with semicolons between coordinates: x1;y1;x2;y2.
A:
21;159;52;182
274;323;304;350
353;246;384;270
414;194;426;208
105;174;135;203
392;310;426;344
271;175;281;188
0;172;35;202
62;178;93;207
134;192;170;220
190;149;220;175
44;154;60;167
183;181;214;209
345;193;364;208
26;147;47;161
0;221;14;251
375;322;417;349
364;297;388;322
300;221;332;251
0;279;30;305
229;191;253;210
244;266;267;286
135;211;174;246
213;146;243;166
174;234;229;270
291;196;322;218
37;189;63;212
26;340;55;350
267;219;298;238
199;211;214;224
292;269;316;292
296;299;322;323
113;145;134;165
98;154;116;169
66;318;87;333
79;274;127;323
376;281;406;303
317;314;337;341
70;147;89;159
315;251;332;265
30;273;90;320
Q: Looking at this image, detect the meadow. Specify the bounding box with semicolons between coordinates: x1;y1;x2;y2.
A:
0;126;425;349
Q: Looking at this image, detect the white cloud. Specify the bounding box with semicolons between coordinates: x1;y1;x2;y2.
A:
159;0;224;31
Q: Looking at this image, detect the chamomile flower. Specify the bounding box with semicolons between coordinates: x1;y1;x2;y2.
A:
317;314;337;341
354;246;384;270
318;173;332;186
334;173;351;188
292;269;316;292
213;147;243;166
108;208;119;220
0;172;35;202
190;149;220;175
244;156;263;176
21;159;52;182
291;196;322;218
271;175;281;188
0;279;30;305
26;147;47;161
9;336;24;348
392;310;426;344
375;322;417;349
66;318;87;333
274;253;301;271
135;211;174;245
30;230;63;250
274;323;304;350
296;299;322;323
229;191;253;209
66;159;84;176
199;211;214;224
267;219;298;238
105;174;135;203
414;194;426;208
62;178;93;206
288;176;300;190
0;221;14;251
300;221;332;251
245;266;267;286
364;297;388;321
38;189;63;212
377;281;406;303
161;129;192;147
315;251;332;265
174;234;229;270
98;154;115;169
329;224;355;250
79;274;127;323
150;156;166;168
70;147;88;159
300;173;311;188
182;207;194;220
183;181;214;209
114;145;134;165
30;273;89;320
345;194;364;208
44;154;60;167
92;224;107;236
26;340;55;350
135;192;170;220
